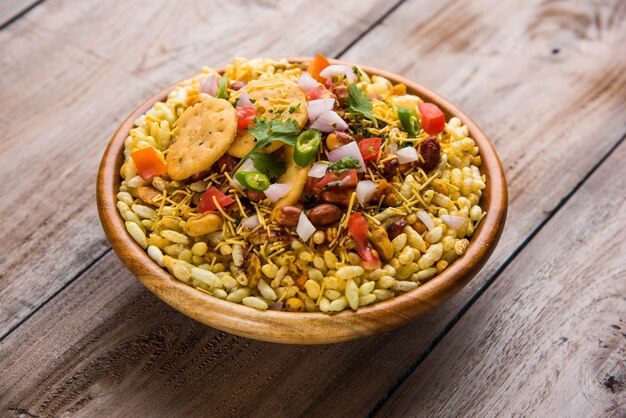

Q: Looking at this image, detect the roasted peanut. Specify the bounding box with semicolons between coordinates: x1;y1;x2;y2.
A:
246;189;266;203
321;188;354;207
216;154;239;173
379;155;399;178
185;211;223;236
326;131;353;151
418;136;441;172
306;204;341;226
275;205;303;227
384;217;408;240
136;186;161;204
369;227;394;261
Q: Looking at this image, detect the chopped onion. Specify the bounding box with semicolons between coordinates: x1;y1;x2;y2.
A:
417;210;436;231
306;98;335;122
388;143;398;153
236;90;253;108
308;162;328;178
356;180;378;205
264;183;292;202
200;73;217;96
298;72;319;92
327;141;366;173
395;146;419;164
242;215;260;229
310;110;348;133
442;214;467;230
319;65;357;83
296;212;316;241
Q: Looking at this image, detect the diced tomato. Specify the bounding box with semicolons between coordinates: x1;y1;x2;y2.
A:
131;147;166;180
418;102;445;135
198;187;235;213
236;105;257;130
358;137;382;162
307;53;330;83
313;169;358;191
347;213;381;270
306;85;336;101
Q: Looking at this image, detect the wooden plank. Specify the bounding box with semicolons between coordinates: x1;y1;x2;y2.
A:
1;0;626;416
0;0;396;337
0;0;40;28
377;141;626;417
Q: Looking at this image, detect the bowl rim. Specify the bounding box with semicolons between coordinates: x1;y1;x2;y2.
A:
97;57;507;344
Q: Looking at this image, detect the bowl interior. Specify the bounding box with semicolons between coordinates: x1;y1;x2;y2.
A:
97;58;507;344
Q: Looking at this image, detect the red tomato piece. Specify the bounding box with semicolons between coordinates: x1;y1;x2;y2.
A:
131;147;166;180
418;102;445;135
306;85;336;101
307;53;330;83
347;213;381;270
313;169;358;191
358;137;382;162
198;187;235;213
236;105;257;130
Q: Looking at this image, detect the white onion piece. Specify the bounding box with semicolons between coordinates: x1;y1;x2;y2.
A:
236;90;254;108
395;146;419;164
296;212;316;242
200;73;217;96
319;65;357;83
308;162;328;178
388;143;398;153
242;215;260;229
339;175;352;186
310;110;348;133
327;141;366;173
306;98;335;122
298;72;319;92
417;210;436;231
356;180;378;205
442;214;467;230
233;158;256;189
264;183;292;202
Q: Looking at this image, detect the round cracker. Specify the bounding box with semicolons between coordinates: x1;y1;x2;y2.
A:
227;76;308;158
166;97;237;180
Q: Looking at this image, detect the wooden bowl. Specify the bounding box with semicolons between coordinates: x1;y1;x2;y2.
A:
97;58;507;345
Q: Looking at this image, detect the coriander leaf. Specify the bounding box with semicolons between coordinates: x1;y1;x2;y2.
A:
247;117;300;148
327;156;359;174
234;117;301;179
346;84;375;121
268;118;300;146
248;150;286;180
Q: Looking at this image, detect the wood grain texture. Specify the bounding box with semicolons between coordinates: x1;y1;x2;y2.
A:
0;0;396;337
0;0;40;27
378;141;626;418
1;0;626;415
97;59;507;344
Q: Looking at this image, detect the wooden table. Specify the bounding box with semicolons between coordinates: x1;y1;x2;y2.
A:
1;1;624;416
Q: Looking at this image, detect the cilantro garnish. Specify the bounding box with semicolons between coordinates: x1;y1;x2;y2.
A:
346;84;375;121
235;117;301;180
246;149;286;180
327;156;360;174
288;103;301;114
